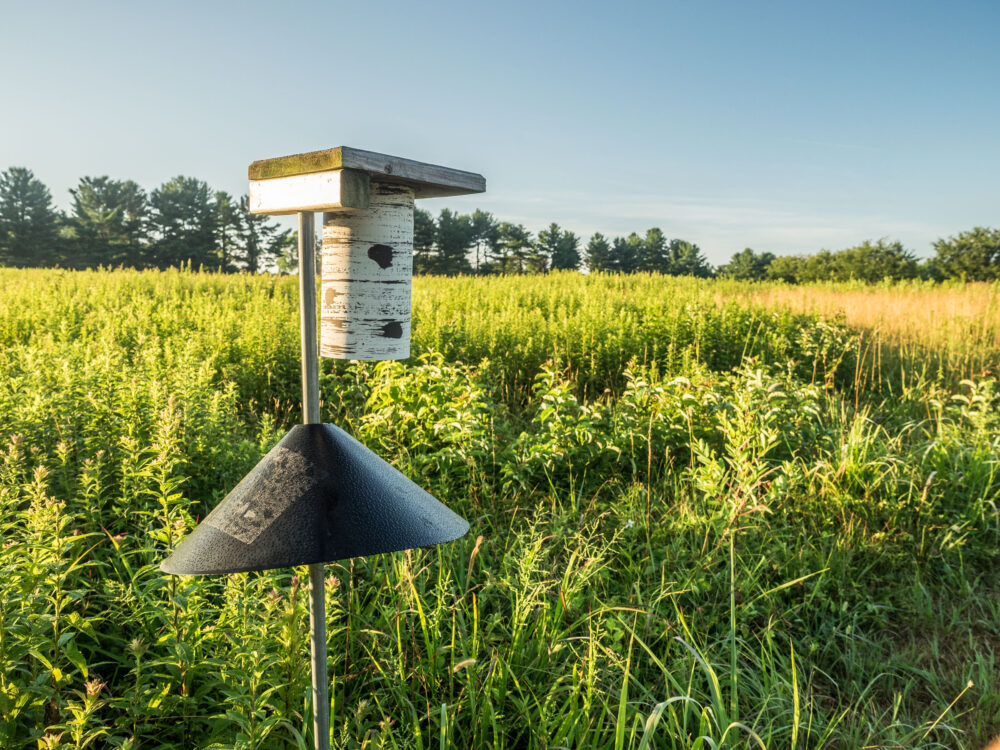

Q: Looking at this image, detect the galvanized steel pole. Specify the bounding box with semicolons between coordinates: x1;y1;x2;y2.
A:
297;211;329;750
243;149;483;750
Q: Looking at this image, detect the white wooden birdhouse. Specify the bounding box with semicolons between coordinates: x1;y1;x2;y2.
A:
248;147;486;360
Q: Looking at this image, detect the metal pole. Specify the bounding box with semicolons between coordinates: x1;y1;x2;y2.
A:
297;212;329;750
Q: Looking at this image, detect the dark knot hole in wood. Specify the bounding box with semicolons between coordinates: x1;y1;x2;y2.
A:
379;321;404;339
367;244;394;269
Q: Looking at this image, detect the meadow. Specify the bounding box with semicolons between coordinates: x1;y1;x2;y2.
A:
0;268;998;749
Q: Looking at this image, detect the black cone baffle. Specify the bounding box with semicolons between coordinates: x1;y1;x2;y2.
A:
161;423;469;575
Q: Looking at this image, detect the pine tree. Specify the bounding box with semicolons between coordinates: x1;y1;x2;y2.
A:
552;230;581;271
413;207;436;273
235;195;292;273
669;239;713;277
495;222;533;274
118;180;149;256
641;228;669;273
213;191;242;272
585;232;613;272
275;230;320;275
532;223;560;273
469;209;498;274
148;176;217;269
535;223;580;272
0;167;61;267
66;176;148;268
433;208;473;275
610;233;643;273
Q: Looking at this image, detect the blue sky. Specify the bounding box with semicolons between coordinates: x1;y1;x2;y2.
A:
1;0;997;264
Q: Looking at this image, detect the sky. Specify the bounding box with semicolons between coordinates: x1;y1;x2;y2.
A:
1;0;997;264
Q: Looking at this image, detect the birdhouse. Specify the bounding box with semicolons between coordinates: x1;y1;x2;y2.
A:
248;147;486;360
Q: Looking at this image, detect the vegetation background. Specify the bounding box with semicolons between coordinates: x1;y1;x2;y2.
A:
2;166;998;282
3;2;997;745
0;269;997;748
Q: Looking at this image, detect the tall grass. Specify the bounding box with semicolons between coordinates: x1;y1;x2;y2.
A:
0;268;997;748
723;279;1000;387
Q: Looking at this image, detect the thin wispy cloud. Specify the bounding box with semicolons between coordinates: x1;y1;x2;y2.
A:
789;139;882;153
480;189;951;263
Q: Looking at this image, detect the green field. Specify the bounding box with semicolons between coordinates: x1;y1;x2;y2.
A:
1;268;998;749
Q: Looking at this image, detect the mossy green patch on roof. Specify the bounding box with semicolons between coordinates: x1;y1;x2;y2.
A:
248;146;485;199
249;148;345;180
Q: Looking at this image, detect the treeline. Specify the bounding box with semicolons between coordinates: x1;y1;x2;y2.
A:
414;209;713;276
2;166;998;281
0;167;292;272
419;209;1000;282
718;234;1000;282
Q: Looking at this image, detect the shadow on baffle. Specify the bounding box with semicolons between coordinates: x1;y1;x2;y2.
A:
161;423;469;576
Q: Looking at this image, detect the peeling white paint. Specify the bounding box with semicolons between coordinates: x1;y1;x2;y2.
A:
320;183;415;360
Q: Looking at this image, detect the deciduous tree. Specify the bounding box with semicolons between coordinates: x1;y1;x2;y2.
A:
932;227;1000;281
830;239;919;282
717;248;775;280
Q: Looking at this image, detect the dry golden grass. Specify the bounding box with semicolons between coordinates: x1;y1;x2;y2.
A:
721;281;1000;384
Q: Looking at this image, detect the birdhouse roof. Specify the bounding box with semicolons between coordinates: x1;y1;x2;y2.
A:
248;146;486;199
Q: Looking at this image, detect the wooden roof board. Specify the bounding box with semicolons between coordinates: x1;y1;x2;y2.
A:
248;146;485;199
